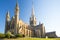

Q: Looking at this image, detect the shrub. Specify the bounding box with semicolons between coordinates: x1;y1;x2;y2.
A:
10;34;15;38
15;34;24;38
5;34;11;38
0;33;5;38
5;31;11;38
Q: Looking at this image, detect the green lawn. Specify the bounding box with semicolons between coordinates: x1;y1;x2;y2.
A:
2;37;60;40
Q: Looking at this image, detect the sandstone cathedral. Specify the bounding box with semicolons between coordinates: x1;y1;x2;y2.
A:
5;1;57;38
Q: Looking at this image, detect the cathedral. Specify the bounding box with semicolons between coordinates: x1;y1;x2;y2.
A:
5;1;57;38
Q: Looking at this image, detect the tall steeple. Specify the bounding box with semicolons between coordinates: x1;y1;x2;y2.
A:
32;1;35;17
6;11;10;21
14;0;20;34
5;11;10;33
15;0;19;24
30;1;36;27
15;0;19;16
16;0;19;11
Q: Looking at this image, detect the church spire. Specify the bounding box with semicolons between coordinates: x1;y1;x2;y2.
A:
15;0;19;17
14;0;20;34
15;0;19;11
6;11;10;17
30;0;36;27
6;11;10;21
32;1;35;17
5;11;10;33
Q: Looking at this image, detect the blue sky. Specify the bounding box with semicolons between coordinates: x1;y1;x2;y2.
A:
0;0;60;36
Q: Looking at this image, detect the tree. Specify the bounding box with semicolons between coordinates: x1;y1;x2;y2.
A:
5;31;11;38
0;33;5;38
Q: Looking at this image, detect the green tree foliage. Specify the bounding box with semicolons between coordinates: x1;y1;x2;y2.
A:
5;31;11;38
0;31;25;38
0;33;5;38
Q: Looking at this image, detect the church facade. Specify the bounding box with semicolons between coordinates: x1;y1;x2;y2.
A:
5;2;57;38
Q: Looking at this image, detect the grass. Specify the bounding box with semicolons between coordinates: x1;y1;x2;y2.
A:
1;37;60;40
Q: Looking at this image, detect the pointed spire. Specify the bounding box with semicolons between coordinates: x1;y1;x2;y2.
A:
6;11;10;17
6;11;10;21
16;0;19;10
32;0;35;17
30;0;36;27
